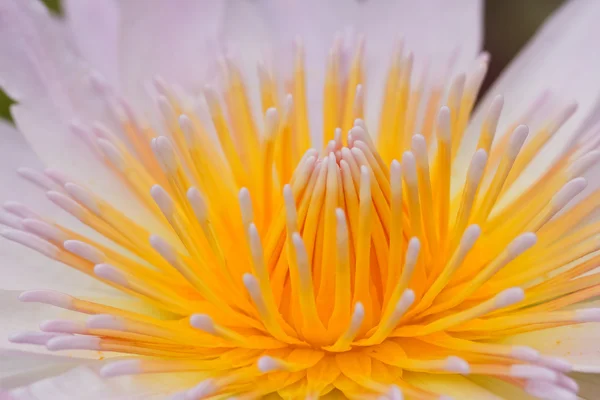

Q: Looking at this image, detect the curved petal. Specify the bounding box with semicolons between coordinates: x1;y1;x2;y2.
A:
0;350;87;389
5;363;202;399
459;0;600;197
63;0;120;88
501;322;600;373
116;0;226;112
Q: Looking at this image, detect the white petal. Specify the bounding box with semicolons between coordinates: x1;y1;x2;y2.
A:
6;363;203;399
501;322;600;373
0;350;87;389
459;0;600;198
116;0;226;111
63;0;120;87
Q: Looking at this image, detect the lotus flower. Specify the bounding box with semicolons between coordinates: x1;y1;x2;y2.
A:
2;0;600;399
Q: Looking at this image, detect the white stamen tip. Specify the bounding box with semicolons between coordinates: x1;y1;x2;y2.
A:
64;183;101;215
525;381;576;400
150;185;175;216
46;335;101;351
157;96;176;126
461;225;481;249
0;228;59;258
190;314;217;335
0;210;23;229
94;264;128;287
150;234;178;265
402;151;417;183
436;107;451;142
9;331;67;345
22;219;68;243
19;290;74;309
63;240;105;264
155;136;178;173
187;187;208;221
4;201;38;219
508;125;529;158
40;319;86;334
552;178;587;210
239;187;253;226
468;149;488;183
265;107;280;139
101;360;143;377
97;139;126;172
557;374;579;393
445;356;470;374
539;356;572;373
510;364;558;381
511;346;539;362
87;314;126;330
407;237;421;260
179;114;195;144
575;308;600;322
507;233;537;257
388;385;403;400
18;167;58;192
494;287;525;308
257;356;280;373
185;379;216;400
47;191;86;219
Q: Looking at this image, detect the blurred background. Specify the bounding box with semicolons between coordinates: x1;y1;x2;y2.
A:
0;0;565;121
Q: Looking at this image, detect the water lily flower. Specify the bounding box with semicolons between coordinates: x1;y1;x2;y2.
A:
2;0;600;398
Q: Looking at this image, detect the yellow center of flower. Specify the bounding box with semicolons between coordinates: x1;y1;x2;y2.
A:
6;38;599;399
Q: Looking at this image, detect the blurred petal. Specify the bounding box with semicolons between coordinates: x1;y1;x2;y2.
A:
5;364;203;399
63;0;120;87
0;350;86;389
501;323;600;373
116;0;226;110
459;0;600;197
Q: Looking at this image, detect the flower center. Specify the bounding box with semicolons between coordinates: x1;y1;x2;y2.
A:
6;37;599;399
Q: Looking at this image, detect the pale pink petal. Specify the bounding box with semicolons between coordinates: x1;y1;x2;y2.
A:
501;323;600;373
5;363;203;399
63;0;120;88
1;350;87;389
116;0;226;111
459;0;600;198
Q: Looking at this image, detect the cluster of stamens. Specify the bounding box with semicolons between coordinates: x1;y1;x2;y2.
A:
4;37;600;400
